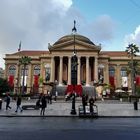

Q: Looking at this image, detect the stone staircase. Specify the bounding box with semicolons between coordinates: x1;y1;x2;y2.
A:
51;85;96;97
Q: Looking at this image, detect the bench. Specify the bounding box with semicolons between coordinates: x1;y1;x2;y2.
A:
22;105;40;110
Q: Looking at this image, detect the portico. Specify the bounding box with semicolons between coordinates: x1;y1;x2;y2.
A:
49;55;99;86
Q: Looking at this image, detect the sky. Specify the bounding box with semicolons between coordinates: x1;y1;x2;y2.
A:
1;0;140;69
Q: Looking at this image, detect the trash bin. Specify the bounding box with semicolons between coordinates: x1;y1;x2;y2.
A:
134;101;138;110
0;99;2;110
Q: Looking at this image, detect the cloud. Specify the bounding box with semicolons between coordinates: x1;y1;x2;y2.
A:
124;25;140;48
0;0;74;68
0;0;117;69
90;15;117;42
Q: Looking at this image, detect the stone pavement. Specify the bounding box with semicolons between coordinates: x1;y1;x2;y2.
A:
0;98;140;117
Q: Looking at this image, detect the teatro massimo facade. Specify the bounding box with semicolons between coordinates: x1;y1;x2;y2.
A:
4;32;140;95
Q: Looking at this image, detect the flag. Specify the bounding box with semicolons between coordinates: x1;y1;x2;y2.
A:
18;41;21;51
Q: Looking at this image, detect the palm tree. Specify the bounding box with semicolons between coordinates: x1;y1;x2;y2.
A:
19;56;31;94
125;43;139;96
125;43;139;110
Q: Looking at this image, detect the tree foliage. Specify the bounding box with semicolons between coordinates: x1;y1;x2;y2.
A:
125;43;140;95
19;56;31;94
125;43;139;56
0;78;10;95
19;56;31;65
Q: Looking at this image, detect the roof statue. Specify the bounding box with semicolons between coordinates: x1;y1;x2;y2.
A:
72;20;77;33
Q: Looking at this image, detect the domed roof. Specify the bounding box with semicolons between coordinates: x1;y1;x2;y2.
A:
53;34;95;46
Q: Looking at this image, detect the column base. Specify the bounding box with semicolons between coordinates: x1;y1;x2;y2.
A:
58;83;63;86
85;84;90;86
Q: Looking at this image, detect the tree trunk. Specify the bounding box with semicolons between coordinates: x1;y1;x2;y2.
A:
22;65;26;94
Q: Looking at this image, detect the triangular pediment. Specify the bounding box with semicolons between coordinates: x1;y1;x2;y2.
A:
49;39;101;51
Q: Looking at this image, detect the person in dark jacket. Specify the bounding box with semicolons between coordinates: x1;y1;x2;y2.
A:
5;93;11;110
40;95;47;116
89;96;95;115
82;94;86;114
15;96;23;113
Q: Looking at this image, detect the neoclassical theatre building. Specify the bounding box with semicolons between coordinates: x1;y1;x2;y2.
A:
4;32;140;95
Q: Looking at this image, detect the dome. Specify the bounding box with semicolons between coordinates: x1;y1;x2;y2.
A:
53;34;95;46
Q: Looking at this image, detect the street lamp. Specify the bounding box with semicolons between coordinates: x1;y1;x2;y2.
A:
70;20;77;115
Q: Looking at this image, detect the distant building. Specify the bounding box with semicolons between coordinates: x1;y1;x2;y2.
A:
3;33;140;95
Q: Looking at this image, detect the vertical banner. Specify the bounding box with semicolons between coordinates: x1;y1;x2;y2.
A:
136;76;140;86
8;75;14;87
34;75;39;87
109;76;115;86
122;77;128;87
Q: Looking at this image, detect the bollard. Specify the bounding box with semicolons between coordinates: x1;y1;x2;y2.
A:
0;99;2;110
134;101;138;110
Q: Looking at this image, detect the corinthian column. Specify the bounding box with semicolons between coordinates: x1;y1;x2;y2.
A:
68;56;71;85
116;64;121;88
77;56;81;85
94;56;98;82
86;56;90;86
50;57;54;82
59;57;63;85
27;64;32;93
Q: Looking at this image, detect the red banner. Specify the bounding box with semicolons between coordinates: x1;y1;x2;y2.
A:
34;75;39;87
65;84;83;96
136;76;140;86
8;75;14;87
109;76;115;86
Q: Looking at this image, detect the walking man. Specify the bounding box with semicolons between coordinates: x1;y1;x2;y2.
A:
15;96;23;113
5;93;11;110
40;94;47;116
82;94;86;114
54;91;58;101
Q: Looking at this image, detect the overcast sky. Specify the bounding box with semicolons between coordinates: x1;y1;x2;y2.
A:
1;0;140;69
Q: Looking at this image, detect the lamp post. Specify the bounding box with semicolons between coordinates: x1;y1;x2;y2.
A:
70;20;77;115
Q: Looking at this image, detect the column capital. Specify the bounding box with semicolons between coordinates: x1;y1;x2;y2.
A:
77;56;81;59
86;56;90;59
59;56;63;59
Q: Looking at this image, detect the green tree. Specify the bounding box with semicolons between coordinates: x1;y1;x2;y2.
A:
125;43;139;95
19;56;31;94
0;78;10;95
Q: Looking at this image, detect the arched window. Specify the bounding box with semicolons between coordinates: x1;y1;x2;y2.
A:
121;67;127;77
8;65;16;76
109;66;115;76
34;65;40;76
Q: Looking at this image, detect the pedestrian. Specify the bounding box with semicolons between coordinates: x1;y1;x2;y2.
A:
82;94;86;114
89;96;95;115
48;91;52;104
5;93;12;110
54;91;58;101
15;96;23;113
40;95;47;116
85;94;89;106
